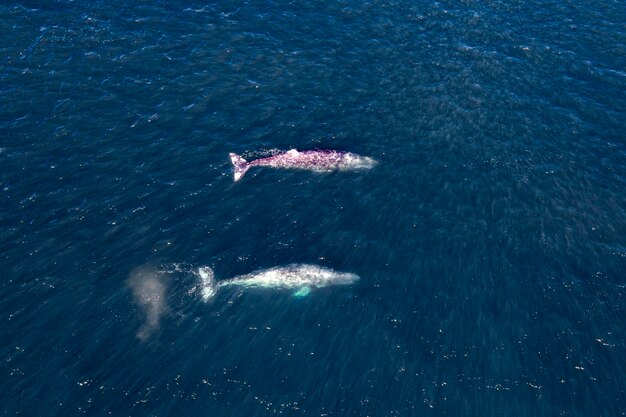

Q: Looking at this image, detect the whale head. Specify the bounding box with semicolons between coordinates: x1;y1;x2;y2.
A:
329;271;360;285
287;264;359;287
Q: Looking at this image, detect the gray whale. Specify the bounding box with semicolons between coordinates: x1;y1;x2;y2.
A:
199;264;359;301
229;149;377;181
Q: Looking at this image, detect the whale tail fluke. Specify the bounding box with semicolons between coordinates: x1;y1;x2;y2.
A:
199;267;218;301
229;153;249;181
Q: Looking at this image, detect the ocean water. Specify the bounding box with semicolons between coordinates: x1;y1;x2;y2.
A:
1;0;625;415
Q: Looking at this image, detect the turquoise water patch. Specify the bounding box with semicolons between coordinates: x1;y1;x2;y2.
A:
292;287;311;298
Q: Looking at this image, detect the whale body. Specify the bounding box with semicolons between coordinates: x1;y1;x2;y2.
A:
229;149;377;181
198;264;359;301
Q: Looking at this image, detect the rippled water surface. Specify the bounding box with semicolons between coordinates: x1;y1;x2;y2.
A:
1;0;625;416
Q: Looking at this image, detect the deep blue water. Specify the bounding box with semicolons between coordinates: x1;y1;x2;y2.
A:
2;0;626;415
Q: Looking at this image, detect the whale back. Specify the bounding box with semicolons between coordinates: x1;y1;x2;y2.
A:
226;264;359;289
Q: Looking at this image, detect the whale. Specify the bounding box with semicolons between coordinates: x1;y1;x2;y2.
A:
229;149;377;181
198;264;359;301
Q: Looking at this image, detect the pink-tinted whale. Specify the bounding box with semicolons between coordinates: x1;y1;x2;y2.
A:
229;149;377;181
